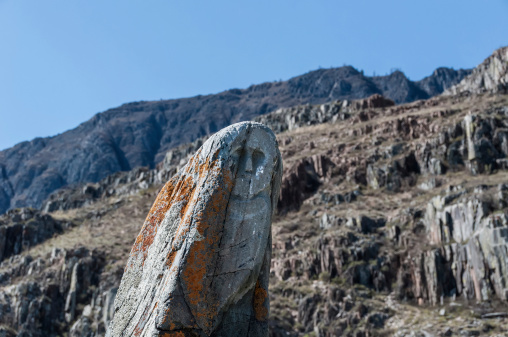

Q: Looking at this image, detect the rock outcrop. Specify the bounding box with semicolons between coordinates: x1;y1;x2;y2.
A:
254;94;394;134
0;208;66;262
394;184;508;306
0;246;109;337
108;122;282;337
445;46;508;95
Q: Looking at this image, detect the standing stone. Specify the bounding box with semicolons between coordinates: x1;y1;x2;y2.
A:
108;122;282;337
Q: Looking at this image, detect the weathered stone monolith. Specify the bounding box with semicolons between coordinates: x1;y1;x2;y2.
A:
108;122;282;337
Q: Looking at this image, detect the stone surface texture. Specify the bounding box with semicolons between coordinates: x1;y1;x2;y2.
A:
108;122;282;337
446;46;508;95
421;191;508;303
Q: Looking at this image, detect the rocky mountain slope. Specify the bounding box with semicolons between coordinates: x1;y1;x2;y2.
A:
2;47;508;337
1;88;508;336
0;66;470;215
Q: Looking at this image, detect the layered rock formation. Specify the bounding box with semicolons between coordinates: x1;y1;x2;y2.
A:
0;246;109;337
423;189;508;302
108;122;282;337
446;46;508;95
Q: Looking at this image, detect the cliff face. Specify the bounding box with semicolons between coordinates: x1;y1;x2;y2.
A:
446;46;508;95
0;66;470;214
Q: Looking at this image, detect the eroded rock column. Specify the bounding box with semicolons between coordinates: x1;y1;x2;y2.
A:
108;122;282;337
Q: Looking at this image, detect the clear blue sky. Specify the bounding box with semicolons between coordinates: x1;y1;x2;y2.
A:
1;0;507;151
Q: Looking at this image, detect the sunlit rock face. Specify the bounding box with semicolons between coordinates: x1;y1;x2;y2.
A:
445;46;508;95
108;122;282;337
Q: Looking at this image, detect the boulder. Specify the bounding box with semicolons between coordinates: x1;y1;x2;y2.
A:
108;122;282;337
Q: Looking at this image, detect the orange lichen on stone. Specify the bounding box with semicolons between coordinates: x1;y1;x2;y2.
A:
165;250;178;268
182;237;208;304
179;164;234;332
175;175;197;218
130;150;207;265
198;153;217;180
253;280;268;322
158;332;186;337
170;153;224;252
181;214;221;330
133;302;158;336
131;179;177;263
134;148;237;333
